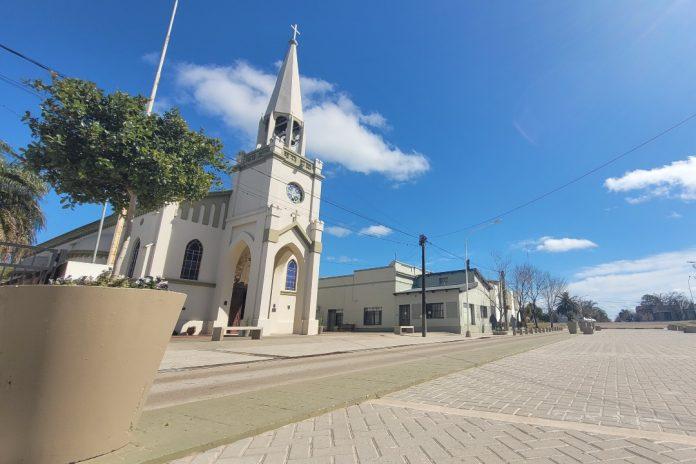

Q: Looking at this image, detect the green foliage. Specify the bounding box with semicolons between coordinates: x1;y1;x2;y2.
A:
50;270;168;290
556;291;578;321
22;78;228;213
615;309;637;322
0;140;47;245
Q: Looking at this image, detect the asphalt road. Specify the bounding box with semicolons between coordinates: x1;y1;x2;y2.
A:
146;333;562;410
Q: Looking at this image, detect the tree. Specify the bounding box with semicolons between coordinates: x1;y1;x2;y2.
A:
527;265;545;328
577;298;610;322
540;273;567;327
0;140;47;248
23;78;227;274
615;309;636;322
511;263;533;326
556;291;578;321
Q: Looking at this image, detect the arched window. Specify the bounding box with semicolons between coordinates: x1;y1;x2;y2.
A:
180;240;203;280
126;238;140;278
285;259;297;291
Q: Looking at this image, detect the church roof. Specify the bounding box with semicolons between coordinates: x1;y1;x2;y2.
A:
264;39;303;121
37;189;232;249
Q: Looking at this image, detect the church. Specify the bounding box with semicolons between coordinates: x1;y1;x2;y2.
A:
39;33;324;336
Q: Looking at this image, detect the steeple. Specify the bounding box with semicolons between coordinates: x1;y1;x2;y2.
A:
256;24;306;157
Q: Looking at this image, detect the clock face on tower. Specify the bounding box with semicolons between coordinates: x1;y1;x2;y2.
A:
286;183;304;204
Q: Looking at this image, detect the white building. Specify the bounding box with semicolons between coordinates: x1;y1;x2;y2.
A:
38;33;324;336
317;261;517;334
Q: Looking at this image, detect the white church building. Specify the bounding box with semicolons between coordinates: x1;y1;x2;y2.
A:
39;34;324;336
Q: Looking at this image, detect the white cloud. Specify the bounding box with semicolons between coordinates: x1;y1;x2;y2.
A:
605;156;696;203
569;247;696;317
668;211;683;219
359;225;392;237
518;236;598;253
326;255;359;264
141;51;159;66
176;61;429;181
325;225;352;238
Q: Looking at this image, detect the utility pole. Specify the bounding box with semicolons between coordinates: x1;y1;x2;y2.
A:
419;234;427;337
465;241;471;337
500;270;508;331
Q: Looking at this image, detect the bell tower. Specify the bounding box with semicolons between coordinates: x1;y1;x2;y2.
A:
212;25;324;336
256;25;306;156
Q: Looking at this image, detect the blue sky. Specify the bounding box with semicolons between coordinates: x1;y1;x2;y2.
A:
3;0;696;315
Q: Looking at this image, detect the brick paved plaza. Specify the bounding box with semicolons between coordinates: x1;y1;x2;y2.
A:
172;330;696;463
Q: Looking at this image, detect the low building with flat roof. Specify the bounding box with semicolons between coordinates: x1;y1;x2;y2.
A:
317;261;517;334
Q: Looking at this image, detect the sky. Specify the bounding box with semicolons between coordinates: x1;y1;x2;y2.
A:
3;0;696;317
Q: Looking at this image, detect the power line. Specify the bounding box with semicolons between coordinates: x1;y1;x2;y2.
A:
235;185;417;248
0;43;65;78
432;109;696;238
242;163;420;239
0;72;42;99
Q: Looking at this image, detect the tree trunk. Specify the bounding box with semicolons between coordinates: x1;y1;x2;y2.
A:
112;190;138;276
106;210;126;268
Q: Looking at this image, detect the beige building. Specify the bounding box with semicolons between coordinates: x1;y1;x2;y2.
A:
35;32;324;337
317;261;517;334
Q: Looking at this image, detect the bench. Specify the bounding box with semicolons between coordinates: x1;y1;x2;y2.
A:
211;326;263;341
394;325;415;335
338;323;355;332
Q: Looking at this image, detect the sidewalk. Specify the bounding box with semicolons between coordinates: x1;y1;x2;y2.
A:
160;331;490;371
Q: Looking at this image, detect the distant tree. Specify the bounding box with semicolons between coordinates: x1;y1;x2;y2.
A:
615;309;637;322
527;266;545;328
577;298;610;322
511;264;533;325
23;78;227;274
556;291;578;321
541;272;567;327
0;140;47;248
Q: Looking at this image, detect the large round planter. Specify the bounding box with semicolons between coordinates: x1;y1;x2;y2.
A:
567;321;578;334
0;286;186;464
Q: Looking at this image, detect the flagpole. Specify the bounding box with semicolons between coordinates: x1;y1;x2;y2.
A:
95;0;179;267
147;0;179;116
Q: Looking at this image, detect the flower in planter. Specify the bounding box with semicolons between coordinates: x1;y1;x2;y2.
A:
49;269;168;290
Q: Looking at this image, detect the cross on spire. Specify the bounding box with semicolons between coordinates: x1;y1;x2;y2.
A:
291;24;300;42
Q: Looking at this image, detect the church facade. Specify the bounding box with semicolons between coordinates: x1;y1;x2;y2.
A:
39;35;324;336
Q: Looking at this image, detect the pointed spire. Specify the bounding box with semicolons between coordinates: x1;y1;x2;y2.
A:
264;31;304;121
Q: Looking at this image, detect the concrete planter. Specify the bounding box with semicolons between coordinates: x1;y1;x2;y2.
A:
683;326;696;333
0;285;186;464
567;321;578;334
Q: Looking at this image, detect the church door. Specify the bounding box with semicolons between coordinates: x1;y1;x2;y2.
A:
228;282;247;327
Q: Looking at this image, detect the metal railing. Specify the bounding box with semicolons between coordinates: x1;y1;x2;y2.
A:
0;241;65;285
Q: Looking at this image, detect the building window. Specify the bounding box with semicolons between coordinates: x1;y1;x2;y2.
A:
180;239;203;280
469;303;476;325
285;259;297;291
426;302;445;319
480;305;488;318
364;307;382;325
438;277;448;286
126;238;140;278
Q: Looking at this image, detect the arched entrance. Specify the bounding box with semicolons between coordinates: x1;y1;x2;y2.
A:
266;243;304;334
228;245;250;327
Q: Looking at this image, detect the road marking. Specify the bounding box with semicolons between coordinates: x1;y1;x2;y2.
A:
370;397;696;446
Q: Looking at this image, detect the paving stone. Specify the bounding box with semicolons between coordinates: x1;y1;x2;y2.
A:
174;331;696;463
